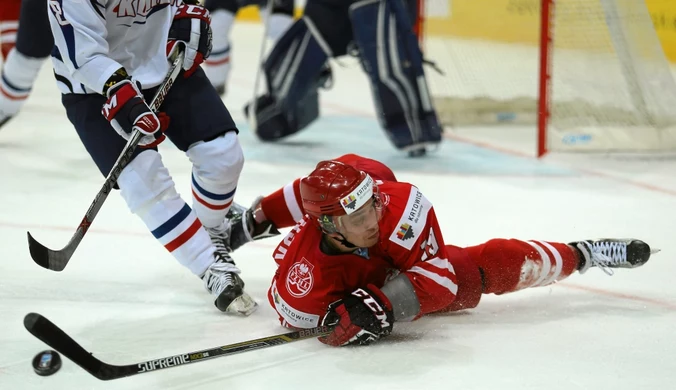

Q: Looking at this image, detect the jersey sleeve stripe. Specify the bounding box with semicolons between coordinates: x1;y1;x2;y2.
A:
426;257;456;275
408;265;459;294
51;0;79;69
283;181;304;222
89;0;105;19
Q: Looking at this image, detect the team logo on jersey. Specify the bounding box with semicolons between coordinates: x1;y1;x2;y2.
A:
396;223;414;241
341;195;357;210
286;258;315;298
389;187;432;250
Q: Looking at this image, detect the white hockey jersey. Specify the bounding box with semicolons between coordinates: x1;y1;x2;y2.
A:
48;0;182;95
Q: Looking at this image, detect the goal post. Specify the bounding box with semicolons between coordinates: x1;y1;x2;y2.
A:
421;0;676;156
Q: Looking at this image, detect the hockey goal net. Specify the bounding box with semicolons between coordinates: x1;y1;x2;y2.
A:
420;0;676;156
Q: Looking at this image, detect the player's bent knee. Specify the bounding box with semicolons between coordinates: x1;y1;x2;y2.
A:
117;150;178;215
187;131;244;184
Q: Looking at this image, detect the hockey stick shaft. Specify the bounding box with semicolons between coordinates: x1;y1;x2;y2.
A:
26;47;186;272
24;312;331;381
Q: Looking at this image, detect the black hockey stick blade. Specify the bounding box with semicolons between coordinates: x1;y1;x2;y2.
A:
25;47;186;272
27;231;82;272
24;312;332;381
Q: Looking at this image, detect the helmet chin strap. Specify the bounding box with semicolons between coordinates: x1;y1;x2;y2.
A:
334;233;357;249
319;216;359;249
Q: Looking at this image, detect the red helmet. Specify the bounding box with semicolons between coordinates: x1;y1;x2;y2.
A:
300;160;375;222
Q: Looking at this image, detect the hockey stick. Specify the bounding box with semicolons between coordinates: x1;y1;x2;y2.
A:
24;312;332;381
26;47;186;272
247;0;275;133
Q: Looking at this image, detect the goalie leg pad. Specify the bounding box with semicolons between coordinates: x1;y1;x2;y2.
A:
250;18;330;141
349;0;441;151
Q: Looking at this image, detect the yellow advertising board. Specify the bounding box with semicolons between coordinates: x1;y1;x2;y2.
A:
235;0;676;62
424;0;676;62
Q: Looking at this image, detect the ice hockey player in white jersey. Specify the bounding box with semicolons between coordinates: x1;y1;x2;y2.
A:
48;0;257;315
0;0;53;129
202;0;294;95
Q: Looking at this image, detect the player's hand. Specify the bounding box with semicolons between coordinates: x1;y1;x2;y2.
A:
319;285;394;346
101;79;169;148
167;3;212;77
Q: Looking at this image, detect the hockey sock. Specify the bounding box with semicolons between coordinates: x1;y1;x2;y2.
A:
203;9;234;88
187;132;243;228
117;151;215;276
0;48;43;115
465;239;580;294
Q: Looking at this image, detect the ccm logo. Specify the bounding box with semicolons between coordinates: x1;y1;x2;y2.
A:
352;289;390;328
102;96;118;117
183;4;210;17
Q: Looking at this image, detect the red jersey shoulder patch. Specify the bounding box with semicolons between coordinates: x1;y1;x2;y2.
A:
388;186;432;250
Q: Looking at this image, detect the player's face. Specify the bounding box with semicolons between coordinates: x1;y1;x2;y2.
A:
336;197;382;248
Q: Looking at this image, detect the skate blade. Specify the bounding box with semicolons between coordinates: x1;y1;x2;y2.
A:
225;293;258;316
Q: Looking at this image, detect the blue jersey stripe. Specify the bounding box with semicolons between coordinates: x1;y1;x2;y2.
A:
51;46;62;61
191;174;236;201
151;204;192;239
52;0;79;69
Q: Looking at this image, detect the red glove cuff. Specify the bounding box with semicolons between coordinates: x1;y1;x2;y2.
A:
364;284;393;312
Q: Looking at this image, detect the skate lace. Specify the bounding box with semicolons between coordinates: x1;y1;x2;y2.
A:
588;241;627;276
204;257;240;295
206;222;232;254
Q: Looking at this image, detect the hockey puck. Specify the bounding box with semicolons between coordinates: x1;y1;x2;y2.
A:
32;350;62;376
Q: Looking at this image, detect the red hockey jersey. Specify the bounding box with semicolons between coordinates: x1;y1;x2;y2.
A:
267;181;459;329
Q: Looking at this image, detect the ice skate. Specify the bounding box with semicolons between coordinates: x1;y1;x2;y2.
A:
202;224;258;315
571;239;657;275
226;197;281;252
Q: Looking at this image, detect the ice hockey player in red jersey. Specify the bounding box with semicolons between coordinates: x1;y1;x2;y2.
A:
226;154;655;346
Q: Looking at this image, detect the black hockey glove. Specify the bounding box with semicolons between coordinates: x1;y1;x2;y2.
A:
319;285;394;347
167;3;212;77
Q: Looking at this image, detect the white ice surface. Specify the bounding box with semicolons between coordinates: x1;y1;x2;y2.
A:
1;23;675;390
